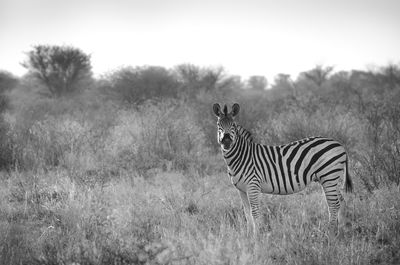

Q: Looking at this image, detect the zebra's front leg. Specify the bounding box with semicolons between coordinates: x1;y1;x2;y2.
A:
238;190;252;236
247;184;261;238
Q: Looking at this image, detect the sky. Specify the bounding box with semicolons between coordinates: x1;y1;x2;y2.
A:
1;0;399;82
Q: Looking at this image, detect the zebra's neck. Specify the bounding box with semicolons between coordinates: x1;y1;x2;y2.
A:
221;124;253;160
222;132;252;176
236;124;253;143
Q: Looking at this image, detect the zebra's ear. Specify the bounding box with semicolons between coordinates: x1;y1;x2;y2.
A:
213;103;222;117
231;103;240;117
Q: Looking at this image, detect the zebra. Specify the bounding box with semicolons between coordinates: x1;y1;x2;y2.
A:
212;103;353;237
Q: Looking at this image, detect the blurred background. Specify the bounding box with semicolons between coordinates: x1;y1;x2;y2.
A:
1;45;399;189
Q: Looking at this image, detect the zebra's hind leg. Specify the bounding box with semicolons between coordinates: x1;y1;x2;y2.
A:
321;179;342;237
337;190;352;238
325;191;341;237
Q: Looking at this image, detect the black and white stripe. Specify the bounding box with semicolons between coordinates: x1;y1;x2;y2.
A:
213;103;353;237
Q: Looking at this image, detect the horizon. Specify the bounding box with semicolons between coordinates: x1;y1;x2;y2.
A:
1;0;399;82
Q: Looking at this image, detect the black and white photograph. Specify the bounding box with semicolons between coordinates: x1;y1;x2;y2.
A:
1;0;399;264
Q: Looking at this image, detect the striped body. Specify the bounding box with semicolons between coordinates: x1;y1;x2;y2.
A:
213;103;353;237
226;135;348;195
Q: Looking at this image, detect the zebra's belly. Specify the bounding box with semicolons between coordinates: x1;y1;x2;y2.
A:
259;180;305;195
260;181;275;194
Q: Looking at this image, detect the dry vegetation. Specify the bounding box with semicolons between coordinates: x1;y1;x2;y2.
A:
0;56;400;264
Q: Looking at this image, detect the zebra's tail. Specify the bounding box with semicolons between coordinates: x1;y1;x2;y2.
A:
344;156;353;193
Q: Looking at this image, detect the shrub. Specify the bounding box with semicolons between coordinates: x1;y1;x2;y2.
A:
105;99;211;173
103;66;178;105
0;116;13;170
355;98;400;189
254;106;360;149
6;94;117;173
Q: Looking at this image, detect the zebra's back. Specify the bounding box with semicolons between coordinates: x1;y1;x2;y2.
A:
254;137;347;195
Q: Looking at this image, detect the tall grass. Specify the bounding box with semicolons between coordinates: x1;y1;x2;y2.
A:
1;170;399;264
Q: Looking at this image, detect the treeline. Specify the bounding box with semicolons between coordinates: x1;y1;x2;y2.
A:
0;44;399;191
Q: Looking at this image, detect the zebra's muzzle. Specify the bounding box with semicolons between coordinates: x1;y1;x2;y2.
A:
221;134;232;150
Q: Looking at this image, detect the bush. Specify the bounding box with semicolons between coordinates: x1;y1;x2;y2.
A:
103;66;178;105
0;71;16;169
355;98;400;190
6;94;117;173
254;106;360;149
0;116;13;170
105;99;211;173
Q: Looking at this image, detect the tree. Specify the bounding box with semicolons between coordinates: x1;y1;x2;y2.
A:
299;65;334;88
218;75;244;91
106;66;178;104
247;75;267;91
175;64;201;86
0;70;19;93
268;73;299;106
174;64;225;95
378;63;400;90
273;74;292;89
0;71;17;169
0;71;18;112
22;45;92;97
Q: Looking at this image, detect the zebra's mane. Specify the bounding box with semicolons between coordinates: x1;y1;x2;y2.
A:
236;124;254;142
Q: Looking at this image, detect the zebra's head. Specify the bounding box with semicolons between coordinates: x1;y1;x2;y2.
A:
212;103;240;151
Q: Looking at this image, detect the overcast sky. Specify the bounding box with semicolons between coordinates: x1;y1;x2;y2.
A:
1;0;399;81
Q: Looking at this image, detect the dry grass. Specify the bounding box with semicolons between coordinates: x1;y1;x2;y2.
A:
1;169;399;265
2;57;400;265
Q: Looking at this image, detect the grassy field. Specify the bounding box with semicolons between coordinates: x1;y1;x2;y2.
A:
1;168;399;265
1;63;400;264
